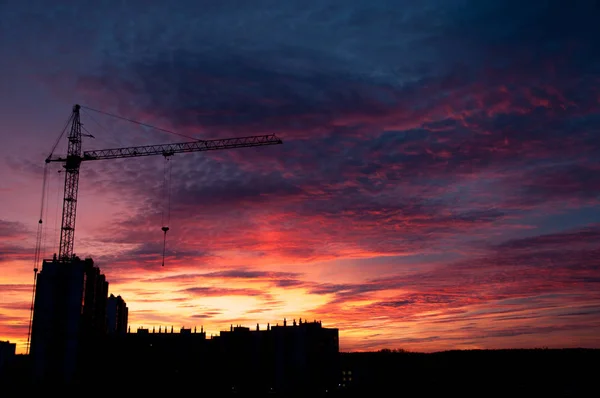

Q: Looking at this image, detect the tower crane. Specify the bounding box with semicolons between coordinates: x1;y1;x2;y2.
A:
44;104;283;264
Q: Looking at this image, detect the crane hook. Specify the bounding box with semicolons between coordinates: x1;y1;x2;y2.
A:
161;226;169;267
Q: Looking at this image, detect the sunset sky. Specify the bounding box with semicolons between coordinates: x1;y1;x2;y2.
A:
1;1;599;354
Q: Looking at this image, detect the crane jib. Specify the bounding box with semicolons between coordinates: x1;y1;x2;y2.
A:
81;134;282;161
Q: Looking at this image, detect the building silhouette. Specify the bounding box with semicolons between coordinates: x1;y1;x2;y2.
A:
212;319;339;393
29;256;109;384
101;319;339;393
26;255;339;393
0;340;16;377
106;294;128;334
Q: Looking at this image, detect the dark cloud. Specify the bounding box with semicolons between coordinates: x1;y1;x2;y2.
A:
273;279;305;288
0;219;30;239
171;170;304;208
92;241;214;272
144;273;203;283
495;225;600;251
0;302;31;311
134;297;188;303
143;269;301;284
0;284;32;293
375;300;413;308
191;311;221;319
519;163;600;202
0;244;33;263
481;323;595;339
557;308;600;318
182;286;267;298
203;269;301;279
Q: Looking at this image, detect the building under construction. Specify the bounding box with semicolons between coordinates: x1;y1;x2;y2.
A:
29;256;110;384
28;258;340;393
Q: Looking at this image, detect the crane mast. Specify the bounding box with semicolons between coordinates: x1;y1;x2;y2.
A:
54;104;83;262
46;104;282;263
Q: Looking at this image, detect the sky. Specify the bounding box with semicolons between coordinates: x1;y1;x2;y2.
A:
1;0;599;354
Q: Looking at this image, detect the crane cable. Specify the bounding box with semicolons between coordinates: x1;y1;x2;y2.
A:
27;163;48;354
161;156;173;266
80;105;204;142
52;170;62;255
41;164;52;261
28;112;73;354
33;165;48;267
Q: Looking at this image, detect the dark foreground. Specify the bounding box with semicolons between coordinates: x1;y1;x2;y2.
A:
1;348;597;397
340;348;598;397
